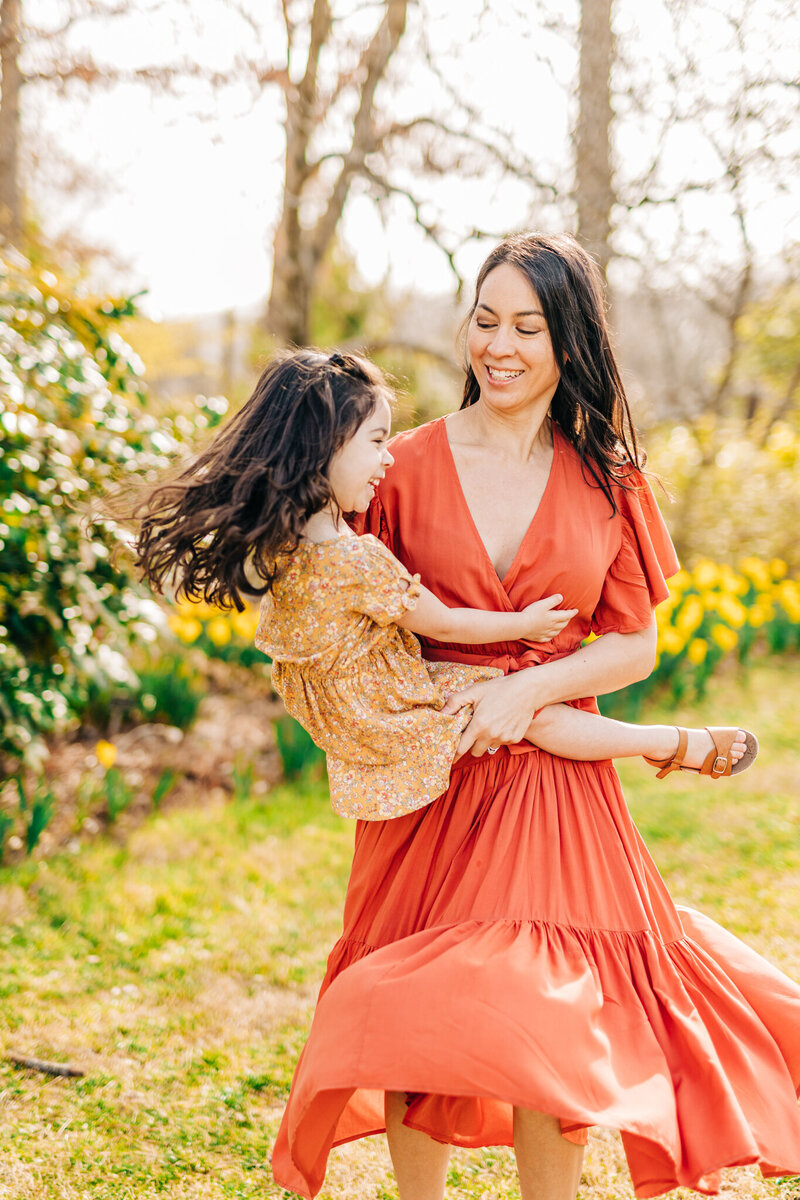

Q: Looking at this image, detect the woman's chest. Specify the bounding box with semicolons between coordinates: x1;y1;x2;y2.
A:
389;449;621;616
448;447;553;581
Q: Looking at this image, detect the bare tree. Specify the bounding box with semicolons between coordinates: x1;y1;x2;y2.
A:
575;0;614;278
0;0;22;240
266;0;409;345
2;0;564;343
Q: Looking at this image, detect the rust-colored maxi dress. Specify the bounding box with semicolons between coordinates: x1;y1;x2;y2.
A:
271;417;800;1198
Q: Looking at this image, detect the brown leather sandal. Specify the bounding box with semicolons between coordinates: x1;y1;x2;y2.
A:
645;726;759;780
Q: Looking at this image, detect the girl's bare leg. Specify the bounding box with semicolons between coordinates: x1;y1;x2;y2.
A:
525;705;748;768
513;1108;584;1200
385;1092;450;1200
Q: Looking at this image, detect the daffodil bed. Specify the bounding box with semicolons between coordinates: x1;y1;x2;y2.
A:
167;600;263;666
601;555;800;718
166;555;800;718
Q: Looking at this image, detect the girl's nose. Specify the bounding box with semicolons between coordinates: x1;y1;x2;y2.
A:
383;447;395;468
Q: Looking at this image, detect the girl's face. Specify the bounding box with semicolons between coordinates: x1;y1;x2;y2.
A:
327;395;394;513
467;263;561;415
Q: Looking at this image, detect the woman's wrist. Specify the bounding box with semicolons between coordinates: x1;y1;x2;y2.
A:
512;663;556;714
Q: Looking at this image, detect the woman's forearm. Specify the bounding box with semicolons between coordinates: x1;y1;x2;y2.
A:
442;617;657;758
519;619;657;711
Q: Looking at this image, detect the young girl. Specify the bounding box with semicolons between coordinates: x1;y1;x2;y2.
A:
134;348;757;820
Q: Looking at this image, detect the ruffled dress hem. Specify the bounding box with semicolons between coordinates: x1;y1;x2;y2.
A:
273;908;800;1199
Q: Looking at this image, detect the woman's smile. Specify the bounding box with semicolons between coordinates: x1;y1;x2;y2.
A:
486;365;524;383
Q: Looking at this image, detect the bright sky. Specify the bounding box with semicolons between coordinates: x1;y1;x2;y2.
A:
29;0;800;318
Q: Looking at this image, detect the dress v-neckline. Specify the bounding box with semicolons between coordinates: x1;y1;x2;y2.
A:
439;416;560;591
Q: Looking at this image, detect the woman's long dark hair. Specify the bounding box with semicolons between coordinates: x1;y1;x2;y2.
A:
134;349;389;609
461;232;644;511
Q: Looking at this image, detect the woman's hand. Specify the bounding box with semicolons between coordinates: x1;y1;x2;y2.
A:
442;672;542;759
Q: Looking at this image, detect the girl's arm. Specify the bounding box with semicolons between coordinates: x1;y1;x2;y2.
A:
395;583;577;644
440;618;657;757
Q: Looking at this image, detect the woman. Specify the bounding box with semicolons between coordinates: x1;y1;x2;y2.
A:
271;233;800;1200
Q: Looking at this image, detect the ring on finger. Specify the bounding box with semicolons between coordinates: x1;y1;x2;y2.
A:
487;745;499;755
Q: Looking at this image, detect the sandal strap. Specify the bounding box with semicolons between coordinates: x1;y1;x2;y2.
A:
700;726;736;778
652;727;688;778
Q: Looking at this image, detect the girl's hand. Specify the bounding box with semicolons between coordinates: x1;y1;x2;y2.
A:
442;672;542;759
519;594;578;641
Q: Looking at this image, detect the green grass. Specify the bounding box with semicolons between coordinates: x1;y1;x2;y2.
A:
0;661;798;1199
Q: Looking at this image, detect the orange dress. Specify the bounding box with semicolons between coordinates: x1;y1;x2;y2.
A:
254;535;499;820
271;418;800;1198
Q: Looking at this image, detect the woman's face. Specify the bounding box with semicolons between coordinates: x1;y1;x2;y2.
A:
467;263;561;414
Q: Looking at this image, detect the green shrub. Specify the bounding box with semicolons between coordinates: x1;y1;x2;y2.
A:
0;245;211;778
273;715;326;780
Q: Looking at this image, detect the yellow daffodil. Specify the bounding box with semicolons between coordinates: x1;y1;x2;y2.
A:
669;569;692;594
687;637;708;665
692;560;719;589
715;595;748;628
205;616;232;647
168;614;203;643
231;608;260;640
676;595;704;635
711;624;738;652
738;556;772;591
659;627;685;656
748;601;775;628
95;739;117;769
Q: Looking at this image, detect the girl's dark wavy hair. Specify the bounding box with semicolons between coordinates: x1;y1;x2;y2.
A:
461;231;644;511
134;348;390;609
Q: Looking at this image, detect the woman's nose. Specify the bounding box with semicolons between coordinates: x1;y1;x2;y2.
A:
383;448;395;467
487;326;514;357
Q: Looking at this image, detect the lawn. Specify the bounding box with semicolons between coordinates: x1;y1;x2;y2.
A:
0;660;798;1200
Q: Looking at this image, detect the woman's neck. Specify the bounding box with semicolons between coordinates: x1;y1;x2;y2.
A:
450;401;553;463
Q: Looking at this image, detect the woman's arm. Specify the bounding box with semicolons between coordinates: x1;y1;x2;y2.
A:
395;583;577;645
441;618;657;757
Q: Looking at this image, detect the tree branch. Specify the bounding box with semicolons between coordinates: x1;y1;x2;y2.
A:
308;0;408;267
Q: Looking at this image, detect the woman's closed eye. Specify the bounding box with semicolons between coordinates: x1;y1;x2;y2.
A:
476;321;541;336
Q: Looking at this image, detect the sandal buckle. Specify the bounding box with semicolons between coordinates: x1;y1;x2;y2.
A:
711;754;728;776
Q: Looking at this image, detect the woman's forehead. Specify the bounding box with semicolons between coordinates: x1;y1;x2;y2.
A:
477;262;541;312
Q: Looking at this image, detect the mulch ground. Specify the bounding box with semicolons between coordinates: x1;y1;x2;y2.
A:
0;666;285;867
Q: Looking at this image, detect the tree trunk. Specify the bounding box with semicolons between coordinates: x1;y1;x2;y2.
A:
0;0;23;243
265;108;315;345
575;0;614;279
265;0;408;347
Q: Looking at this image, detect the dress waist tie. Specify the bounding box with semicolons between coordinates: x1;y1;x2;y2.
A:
422;644;601;759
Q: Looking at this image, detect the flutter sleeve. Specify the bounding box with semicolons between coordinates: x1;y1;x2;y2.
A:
350;491;394;553
591;472;680;636
347;535;421;627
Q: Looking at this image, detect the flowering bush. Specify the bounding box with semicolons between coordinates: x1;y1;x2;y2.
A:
601;555;800;718
0;245;213;776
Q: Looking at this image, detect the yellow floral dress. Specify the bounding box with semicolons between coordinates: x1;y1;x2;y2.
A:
255;533;500;820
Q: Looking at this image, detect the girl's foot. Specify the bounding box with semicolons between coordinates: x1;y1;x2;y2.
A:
645;726;758;779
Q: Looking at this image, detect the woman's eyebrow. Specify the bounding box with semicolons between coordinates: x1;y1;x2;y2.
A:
476;303;544;318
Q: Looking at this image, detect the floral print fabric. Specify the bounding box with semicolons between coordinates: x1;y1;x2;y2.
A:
255;534;499;819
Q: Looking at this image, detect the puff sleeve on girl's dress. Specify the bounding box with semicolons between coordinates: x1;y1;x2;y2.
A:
346;535;422;627
591;471;681;636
